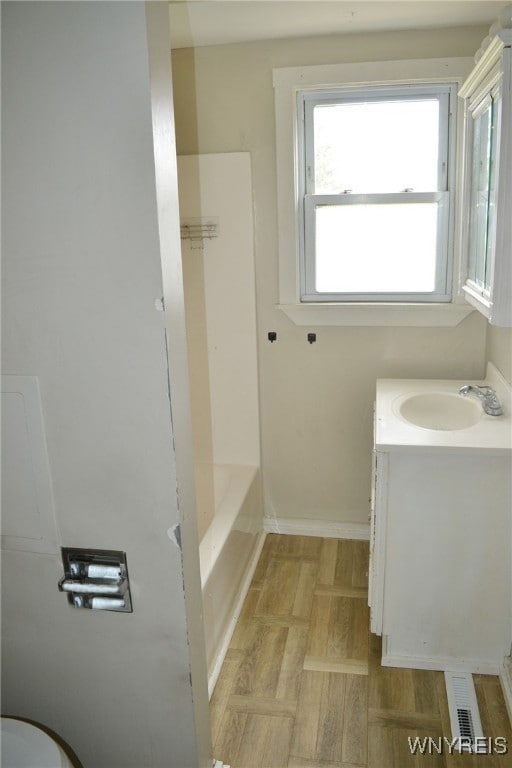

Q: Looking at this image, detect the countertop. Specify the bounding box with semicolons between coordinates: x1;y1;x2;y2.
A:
375;363;512;454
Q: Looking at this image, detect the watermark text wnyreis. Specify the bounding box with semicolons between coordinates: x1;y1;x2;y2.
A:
408;736;508;755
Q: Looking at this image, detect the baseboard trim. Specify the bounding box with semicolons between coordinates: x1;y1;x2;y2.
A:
382;654;501;676
263;516;370;541
500;656;512;724
381;635;502;676
206;529;267;699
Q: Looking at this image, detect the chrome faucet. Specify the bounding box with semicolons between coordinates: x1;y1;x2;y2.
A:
459;384;503;416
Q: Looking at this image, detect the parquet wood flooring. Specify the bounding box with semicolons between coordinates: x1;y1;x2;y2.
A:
211;534;512;767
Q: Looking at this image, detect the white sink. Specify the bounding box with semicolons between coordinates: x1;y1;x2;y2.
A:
376;365;511;452
399;392;482;431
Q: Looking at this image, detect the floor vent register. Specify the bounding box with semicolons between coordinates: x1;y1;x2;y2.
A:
444;670;485;753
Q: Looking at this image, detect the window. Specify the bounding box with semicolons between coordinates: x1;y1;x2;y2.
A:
299;84;455;302
273;58;475;326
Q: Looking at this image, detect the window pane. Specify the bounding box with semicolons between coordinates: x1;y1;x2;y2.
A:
467;101;494;291
314;99;440;194
315;204;438;294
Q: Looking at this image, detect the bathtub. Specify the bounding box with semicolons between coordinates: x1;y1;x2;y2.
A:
197;463;265;696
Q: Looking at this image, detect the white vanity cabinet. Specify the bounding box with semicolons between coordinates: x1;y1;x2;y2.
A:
370;371;512;674
459;29;512;327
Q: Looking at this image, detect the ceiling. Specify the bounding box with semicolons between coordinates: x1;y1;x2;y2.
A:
168;1;508;49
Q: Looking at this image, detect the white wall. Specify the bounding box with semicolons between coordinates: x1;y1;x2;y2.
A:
1;3;210;766
179;153;261;539
172;25;489;528
179;153;260;466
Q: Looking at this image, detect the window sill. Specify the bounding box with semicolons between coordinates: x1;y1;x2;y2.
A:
277;302;474;327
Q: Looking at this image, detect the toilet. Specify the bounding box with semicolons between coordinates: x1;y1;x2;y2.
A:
1;717;79;768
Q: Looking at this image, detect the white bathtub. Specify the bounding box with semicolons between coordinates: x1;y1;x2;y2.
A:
197;463;265;696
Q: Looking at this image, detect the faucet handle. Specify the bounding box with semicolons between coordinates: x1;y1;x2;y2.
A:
481;387;503;416
474;385;495;395
458;384;503;415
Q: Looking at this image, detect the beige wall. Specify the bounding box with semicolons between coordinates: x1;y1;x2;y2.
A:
172;25;490;525
487;327;512;385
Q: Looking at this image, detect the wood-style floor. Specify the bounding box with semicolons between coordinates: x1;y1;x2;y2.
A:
210;534;512;768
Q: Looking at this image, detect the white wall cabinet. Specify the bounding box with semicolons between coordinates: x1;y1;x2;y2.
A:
460;29;512;327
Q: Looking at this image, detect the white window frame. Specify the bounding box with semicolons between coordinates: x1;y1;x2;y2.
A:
273;58;475;326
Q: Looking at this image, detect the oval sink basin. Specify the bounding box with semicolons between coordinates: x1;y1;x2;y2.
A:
399;393;482;431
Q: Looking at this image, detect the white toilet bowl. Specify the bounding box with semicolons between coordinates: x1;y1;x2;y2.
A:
1;717;78;768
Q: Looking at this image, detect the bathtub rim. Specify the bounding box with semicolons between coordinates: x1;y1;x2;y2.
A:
198;463;259;589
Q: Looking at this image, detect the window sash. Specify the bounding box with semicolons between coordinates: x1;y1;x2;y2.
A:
302;85;451;195
302;192;451;302
298;84;454;303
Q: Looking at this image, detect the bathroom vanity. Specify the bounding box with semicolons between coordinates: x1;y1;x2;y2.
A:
370;364;512;674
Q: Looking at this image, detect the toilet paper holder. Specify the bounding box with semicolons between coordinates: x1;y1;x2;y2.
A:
58;547;133;612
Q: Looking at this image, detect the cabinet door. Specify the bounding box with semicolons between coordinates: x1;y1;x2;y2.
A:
466;93;497;296
368;449;376;608
369;450;388;635
460;33;512;326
